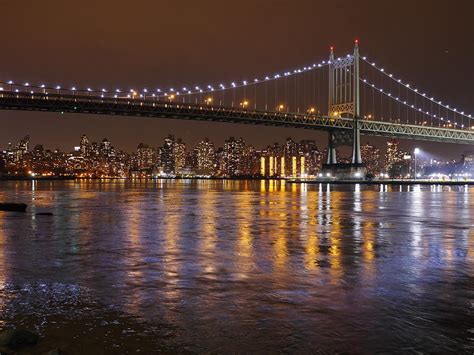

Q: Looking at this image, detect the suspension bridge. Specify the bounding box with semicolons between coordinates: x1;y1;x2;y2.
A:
1;40;473;170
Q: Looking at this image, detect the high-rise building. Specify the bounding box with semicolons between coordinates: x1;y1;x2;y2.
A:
223;137;245;177
384;139;410;177
14;135;30;162
299;140;321;175
384;139;402;171
158;135;186;175
284;137;298;176
361;143;381;175
100;138;112;157
174;138;186;174
160;135;176;174
184;150;197;174
241;144;258;176
136;143;155;170
195;137;216;176
80;134;90;157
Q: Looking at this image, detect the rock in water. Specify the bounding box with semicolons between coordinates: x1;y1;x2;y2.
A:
0;203;27;212
0;328;38;346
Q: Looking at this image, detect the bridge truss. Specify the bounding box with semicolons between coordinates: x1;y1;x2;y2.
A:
0;91;473;144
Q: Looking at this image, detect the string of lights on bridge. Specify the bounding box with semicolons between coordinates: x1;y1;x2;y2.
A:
0;59;330;100
1;51;473;130
359;77;465;128
360;57;473;122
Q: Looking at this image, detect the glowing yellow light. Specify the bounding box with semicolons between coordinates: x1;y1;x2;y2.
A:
240;100;249;108
308;107;316;114
277;104;285;112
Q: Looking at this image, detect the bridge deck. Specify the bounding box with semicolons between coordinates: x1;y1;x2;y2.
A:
0;92;473;144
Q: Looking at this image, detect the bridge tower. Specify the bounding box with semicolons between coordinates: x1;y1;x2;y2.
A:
324;40;366;179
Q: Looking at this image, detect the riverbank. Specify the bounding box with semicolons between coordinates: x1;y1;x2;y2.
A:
0;176;284;181
287;179;474;185
0;282;190;354
0;176;75;181
2;176;473;185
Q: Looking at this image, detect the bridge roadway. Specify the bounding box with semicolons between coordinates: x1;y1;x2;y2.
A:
0;91;473;144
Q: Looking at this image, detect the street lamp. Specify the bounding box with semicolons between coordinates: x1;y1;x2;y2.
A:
240;100;249;109
414;147;420;180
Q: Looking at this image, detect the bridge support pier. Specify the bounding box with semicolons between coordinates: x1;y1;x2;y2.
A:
326;131;337;164
351;119;362;164
319;41;366;181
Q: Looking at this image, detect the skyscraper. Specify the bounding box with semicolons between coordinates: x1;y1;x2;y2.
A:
80;134;90;157
174;138;186;174
136;143;155;170
223;137;245;177
160;135;176;174
13;135;30;163
195;137;216;176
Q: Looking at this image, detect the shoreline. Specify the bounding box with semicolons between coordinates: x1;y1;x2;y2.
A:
1;176;473;185
287;179;474;185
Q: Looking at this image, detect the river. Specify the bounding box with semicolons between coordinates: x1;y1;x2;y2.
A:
0;180;473;353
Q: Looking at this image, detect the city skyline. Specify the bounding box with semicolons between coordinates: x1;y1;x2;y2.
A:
1;130;471;162
2;132;472;180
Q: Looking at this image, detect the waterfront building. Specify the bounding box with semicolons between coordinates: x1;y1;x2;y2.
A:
222;137;245;177
160;135;176;174
361;143;381;175
13;135;30;163
383;139;410;177
195;137;216;176
136;143;155;170
174;138;186;174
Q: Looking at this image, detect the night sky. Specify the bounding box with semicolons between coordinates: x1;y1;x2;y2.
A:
1;0;473;159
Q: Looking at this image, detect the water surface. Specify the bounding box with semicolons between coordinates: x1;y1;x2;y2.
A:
0;180;473;353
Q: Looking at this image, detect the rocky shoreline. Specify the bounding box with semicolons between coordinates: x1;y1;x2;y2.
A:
0;282;191;354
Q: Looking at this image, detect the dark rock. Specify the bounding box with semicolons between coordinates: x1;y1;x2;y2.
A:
36;212;54;216
45;349;62;355
0;328;38;347
0;203;27;212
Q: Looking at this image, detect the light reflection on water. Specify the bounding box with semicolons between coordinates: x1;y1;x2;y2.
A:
0;179;473;353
